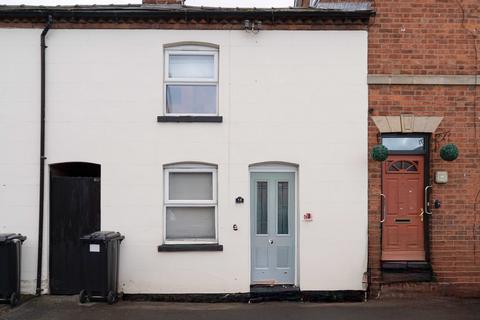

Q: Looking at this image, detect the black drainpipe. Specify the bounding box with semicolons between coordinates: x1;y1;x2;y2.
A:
36;15;53;296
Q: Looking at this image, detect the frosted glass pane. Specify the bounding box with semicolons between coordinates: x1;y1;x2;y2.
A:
277;182;288;234
169;172;213;200
166;207;215;240
169;54;214;79
166;85;216;114
256;181;268;234
382;137;425;152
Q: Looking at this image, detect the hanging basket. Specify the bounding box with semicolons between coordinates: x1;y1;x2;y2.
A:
440;143;459;161
371;144;389;162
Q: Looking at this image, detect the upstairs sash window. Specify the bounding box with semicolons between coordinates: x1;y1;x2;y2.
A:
165;46;218;116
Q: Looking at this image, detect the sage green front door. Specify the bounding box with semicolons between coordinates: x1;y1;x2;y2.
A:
251;172;295;284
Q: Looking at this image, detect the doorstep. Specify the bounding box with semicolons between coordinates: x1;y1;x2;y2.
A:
249;286;366;302
381;261;433;283
250;285;300;302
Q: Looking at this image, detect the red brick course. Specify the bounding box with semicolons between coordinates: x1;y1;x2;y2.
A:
0;21;368;31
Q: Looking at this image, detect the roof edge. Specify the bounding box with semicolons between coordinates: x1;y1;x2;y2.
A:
0;5;375;28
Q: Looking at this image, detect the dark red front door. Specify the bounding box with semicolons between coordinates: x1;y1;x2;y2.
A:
382;155;425;261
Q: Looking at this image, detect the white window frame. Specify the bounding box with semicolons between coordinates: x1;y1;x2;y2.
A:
164;46;219;116
164;166;218;244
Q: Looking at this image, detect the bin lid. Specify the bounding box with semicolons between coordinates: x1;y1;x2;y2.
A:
0;233;27;243
80;231;124;241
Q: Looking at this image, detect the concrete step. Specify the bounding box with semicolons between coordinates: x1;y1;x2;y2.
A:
381;261;433;284
379;282;443;298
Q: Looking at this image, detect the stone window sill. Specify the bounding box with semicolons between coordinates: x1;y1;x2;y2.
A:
157;116;223;123
157;244;223;252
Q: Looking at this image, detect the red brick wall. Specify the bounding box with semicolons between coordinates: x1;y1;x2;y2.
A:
368;0;479;75
368;85;480;297
366;0;480;297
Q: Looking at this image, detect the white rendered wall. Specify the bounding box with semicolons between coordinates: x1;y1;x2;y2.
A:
0;29;41;294
0;29;368;294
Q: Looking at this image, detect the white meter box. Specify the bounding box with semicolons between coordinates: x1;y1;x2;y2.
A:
435;171;448;184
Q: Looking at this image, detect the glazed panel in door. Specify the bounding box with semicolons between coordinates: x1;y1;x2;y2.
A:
251;172;295;284
382;155;425;261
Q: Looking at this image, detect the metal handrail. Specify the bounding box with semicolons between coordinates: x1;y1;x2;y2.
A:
380;193;387;223
425;185;432;215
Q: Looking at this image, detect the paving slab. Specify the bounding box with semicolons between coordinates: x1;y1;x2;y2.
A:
1;295;479;320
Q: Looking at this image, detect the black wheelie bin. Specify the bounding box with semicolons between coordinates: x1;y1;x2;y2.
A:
79;231;124;304
0;233;27;307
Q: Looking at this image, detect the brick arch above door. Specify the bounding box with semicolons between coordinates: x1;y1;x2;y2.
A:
371;115;443;133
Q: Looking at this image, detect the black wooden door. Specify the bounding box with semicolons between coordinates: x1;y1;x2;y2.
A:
50;176;100;295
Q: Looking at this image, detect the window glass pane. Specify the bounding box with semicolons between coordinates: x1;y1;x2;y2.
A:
166;85;216;114
169;172;213;200
169;54;214;79
382;137;425;151
256;181;268;235
388;161;418;172
277;182;289;235
166;207;215;240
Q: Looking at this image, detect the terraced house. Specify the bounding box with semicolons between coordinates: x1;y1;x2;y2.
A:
0;0;479;300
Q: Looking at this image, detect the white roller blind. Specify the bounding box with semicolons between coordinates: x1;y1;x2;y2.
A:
166;85;217;114
169;54;215;79
166;207;215;240
169;172;213;200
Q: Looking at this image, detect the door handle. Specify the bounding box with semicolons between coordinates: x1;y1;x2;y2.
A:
269;239;274;245
425;186;432;215
380;193;387;223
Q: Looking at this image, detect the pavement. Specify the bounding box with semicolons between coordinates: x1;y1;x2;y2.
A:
0;295;479;320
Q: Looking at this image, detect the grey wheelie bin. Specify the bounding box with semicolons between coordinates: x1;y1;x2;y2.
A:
0;233;27;307
79;231;124;304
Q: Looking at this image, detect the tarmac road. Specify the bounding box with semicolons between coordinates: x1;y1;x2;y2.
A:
1;295;479;320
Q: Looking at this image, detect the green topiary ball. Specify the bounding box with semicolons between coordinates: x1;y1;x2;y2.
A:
372;144;389;161
440;143;459;161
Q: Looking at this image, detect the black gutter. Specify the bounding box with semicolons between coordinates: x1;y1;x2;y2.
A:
36;14;52;297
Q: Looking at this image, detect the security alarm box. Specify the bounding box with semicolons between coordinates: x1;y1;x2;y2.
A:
435;171;448;184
